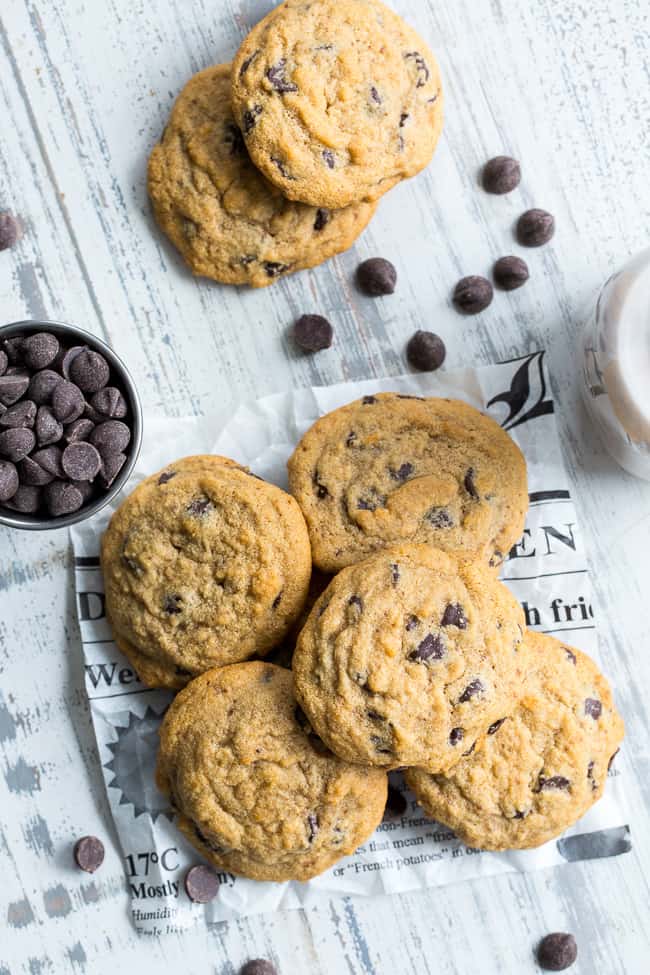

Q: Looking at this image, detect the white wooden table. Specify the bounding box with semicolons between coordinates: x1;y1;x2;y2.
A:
1;1;649;972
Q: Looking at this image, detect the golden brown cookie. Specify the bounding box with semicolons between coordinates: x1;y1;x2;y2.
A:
102;455;311;689
147;63;376;287
231;0;444;207
156;662;388;881
287;393;528;573
405;631;624;849
293;544;527;771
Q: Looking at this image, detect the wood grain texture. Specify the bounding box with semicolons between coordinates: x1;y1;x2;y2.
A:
1;0;649;972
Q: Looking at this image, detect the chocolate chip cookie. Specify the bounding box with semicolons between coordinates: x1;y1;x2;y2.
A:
231;0;444;208
147;64;376;287
287;393;528;573
156;662;388;881
102;455;311;689
405;631;624;849
293;544;527;771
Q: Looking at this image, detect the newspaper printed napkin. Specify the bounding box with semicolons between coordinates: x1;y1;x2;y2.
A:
70;351;630;935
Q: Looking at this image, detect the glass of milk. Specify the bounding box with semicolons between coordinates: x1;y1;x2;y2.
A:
582;248;650;480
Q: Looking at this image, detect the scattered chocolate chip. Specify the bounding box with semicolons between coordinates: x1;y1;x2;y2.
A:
239;50;259;77
97;451;126;489
61;442;102;481
405;614;419;631
410;632;445;662
322;149;335;169
0;373;30;406
307;812;319;842
52;381;84;423
73;835;105;873
63;417;94;443
36;406;64;446
536;932;577;971
464;467;479;499
384;785;407;819
270;155;293;179
536;775;571;792
348;594;363;611
242;104;262;133
45;479;84;516
390;462;413;481
356;257;397;296
264;260;291;277
406;330;446;371
271;591;283;610
489;549;504;568
0;400;36;428
68;349;110;393
357;490;386;511
28;369;63;404
370;85;382;104
0;427;35;461
463;741;477;757
0;460;19;501
345;430;357;447
314;208;330;231
163;594;183;615
18;455;55;486
404;51;429;87
293;314;333;353
391;563;400;585
584;698;602;720
458;679;484;703
441;603;468;629
427;507;453;528
482;156;521;195
453;275;493;314
0;212;22;250
564;647;577;665
90;386;127;419
186;496;213;516
487;717;506;735
31;446;64;478
512;809;528;819
184;864;219;904
90;419;130;455
158;470;177;485
399;112;409;126
517;208;555;247
493;255;529;291
4;483;41;512
314;478;328;499
240;961;277;975
370;735;393;755
362;395;377;404
266;59;297;93
449;727;464;746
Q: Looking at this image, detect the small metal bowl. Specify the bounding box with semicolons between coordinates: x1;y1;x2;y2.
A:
0;319;143;531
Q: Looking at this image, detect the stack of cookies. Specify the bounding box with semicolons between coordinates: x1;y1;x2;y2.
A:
101;393;624;882
147;0;443;287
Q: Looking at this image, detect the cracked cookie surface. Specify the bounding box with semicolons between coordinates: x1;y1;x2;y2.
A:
293;544;527;771
147;63;375;286
231;0;444;207
156;662;388;881
287;393;528;573
405;631;624;849
102;455;311;689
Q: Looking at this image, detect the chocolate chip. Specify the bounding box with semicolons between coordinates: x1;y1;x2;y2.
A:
28;369;63;404
3;337;24;364
458;679;484;703
406;330;446;371
512;809;528;819
564;647;577;664
357;490;386;511
404;51;429;87
186;496;213;516
0;351;7;376
68;349;110;393
239;50;259;77
307;812;319;842
399;112;409;126
242;104;262;133
453;275;493;314
163;594;183;614
240;961;277;975
264;261;291;277
72;479;94;502
315;481;328;499
271;155;293;179
271;591;283;610
90;420;130;455
90;386;127;419
536;775;571;792
587;760;595;786
184;864;219;904
31;446;64;477
482;156;521;194
464;467;479;499
314;208;330;231
0;212;22;250
367;709;384;722
356;257;397;296
487;717;506;735
45;479;84;516
52;381;84;423
322;149;335;169
584;698;602;720
427;507;454;528
536;933;577;971
0;373;29;406
370;85;381;103
158;470;177;485
463;741;477;756
266;59;297;93
19;456;55;486
22;332;59;371
0;400;36;428
345;431;357;447
348;594;363;611
4;484;41;512
0;427;35;461
293;314;333;352
370;735;393;755
36;406;64;446
362;395;377;404
493;255;529;291
517;208;555;247
405;614;419;631
441;603;468;629
449;727;464;746
73;835;105;873
489;550;504;568
62;442;102;481
384;785;407;819
410;633;445;662
97;451;126;488
391;563;400;585
60;346;85;379
224;122;245;156
390;462;413;481
63;417;95;443
0;460;18;501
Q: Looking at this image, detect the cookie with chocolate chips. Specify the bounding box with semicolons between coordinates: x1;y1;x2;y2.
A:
293;544;527;771
156;662;387;881
405;631;624;849
147;64;375;287
287;392;528;573
101;455;311;689
231;0;444;208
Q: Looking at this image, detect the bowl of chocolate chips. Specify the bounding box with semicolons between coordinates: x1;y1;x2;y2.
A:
0;320;142;529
